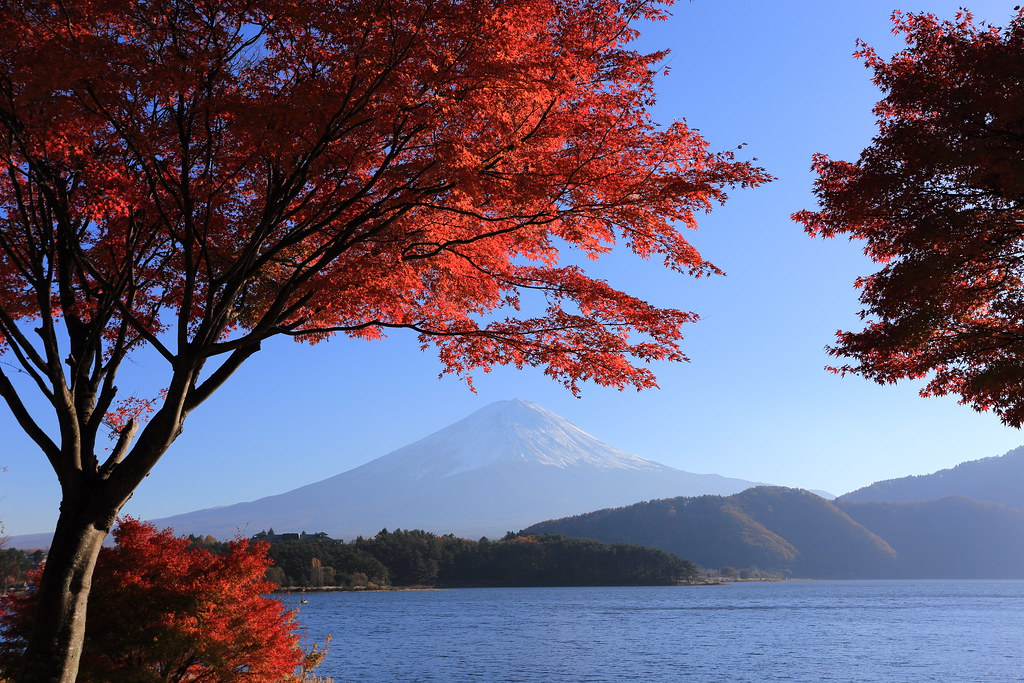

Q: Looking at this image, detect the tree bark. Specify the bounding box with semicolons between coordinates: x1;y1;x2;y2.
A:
17;494;118;683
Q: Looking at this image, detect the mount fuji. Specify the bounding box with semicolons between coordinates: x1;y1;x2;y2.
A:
150;399;765;539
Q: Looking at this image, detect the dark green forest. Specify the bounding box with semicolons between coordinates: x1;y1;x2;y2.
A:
245;530;700;588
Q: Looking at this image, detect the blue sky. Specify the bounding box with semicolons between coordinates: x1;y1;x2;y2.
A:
3;1;1022;536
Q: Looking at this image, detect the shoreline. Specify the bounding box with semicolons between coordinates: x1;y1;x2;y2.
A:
275;585;439;593
274;579;731;593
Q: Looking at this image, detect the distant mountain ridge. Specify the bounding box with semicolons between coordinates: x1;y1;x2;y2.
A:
524;486;1024;578
524;487;898;578
840;446;1024;509
140;399;766;540
836;496;1024;578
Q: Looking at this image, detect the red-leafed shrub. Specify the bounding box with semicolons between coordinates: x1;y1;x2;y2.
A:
1;519;322;682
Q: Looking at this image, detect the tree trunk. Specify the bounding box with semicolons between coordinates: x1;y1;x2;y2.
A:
17;498;116;683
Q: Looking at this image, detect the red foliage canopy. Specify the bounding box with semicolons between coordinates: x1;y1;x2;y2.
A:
0;0;767;408
794;8;1024;425
0;0;768;676
0;519;315;682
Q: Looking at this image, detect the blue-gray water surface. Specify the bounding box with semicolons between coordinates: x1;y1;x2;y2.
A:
280;580;1024;682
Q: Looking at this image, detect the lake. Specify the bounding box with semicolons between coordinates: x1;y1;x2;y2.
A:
280;580;1024;682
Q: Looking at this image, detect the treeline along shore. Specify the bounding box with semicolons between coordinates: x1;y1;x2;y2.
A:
190;529;705;589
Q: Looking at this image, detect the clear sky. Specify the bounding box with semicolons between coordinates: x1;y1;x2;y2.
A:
3;1;1022;537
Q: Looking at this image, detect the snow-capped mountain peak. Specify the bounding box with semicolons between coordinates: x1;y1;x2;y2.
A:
351;398;665;480
136;398;764;540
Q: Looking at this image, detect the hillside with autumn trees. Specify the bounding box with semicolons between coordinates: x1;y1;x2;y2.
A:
524;486;1024;578
7;0;1023;677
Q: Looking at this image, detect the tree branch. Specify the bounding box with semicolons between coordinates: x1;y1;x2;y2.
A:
0;366;61;471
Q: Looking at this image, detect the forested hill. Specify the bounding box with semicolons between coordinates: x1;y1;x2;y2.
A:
523;487;1024;578
246;530;700;588
524;488;897;578
839;446;1024;509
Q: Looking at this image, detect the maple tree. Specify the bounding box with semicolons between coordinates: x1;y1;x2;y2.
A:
794;9;1024;425
0;518;322;682
0;0;768;678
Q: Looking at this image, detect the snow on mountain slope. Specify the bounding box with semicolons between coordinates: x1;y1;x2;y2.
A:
144;398;766;539
351;398;664;480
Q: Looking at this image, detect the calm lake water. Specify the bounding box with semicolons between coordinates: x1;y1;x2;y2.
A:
280;581;1024;682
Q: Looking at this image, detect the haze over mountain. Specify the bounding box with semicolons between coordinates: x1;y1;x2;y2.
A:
525;487;1024;578
840;446;1024;510
836;496;1024;578
146;399;766;539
